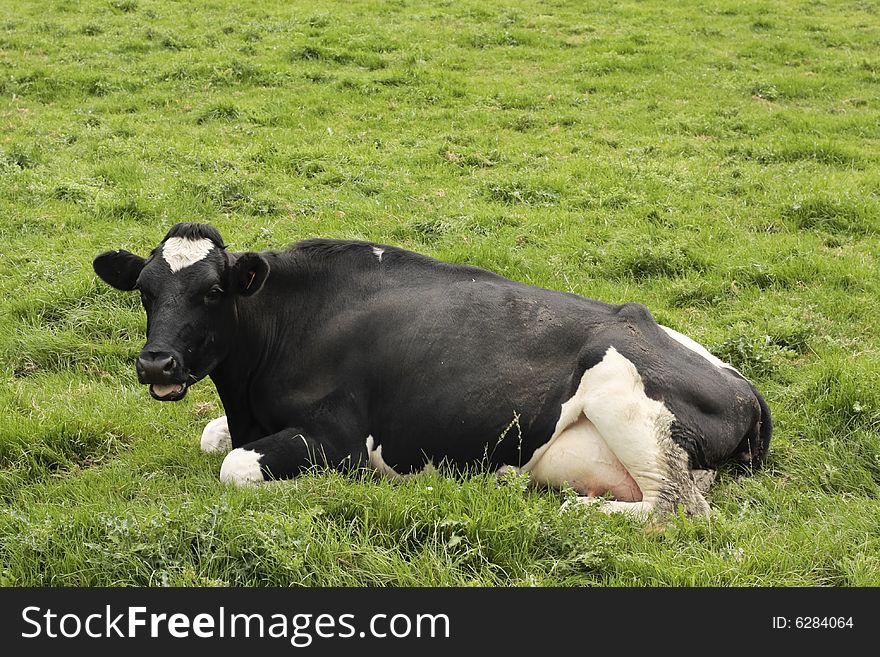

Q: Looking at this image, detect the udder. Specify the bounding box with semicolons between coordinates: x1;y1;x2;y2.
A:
527;416;642;501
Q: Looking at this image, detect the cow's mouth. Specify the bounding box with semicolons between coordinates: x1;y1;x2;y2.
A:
149;382;188;401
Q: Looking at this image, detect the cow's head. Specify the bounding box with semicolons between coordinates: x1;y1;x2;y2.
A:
93;223;269;401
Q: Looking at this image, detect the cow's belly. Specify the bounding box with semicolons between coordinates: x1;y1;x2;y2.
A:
526;416;642;501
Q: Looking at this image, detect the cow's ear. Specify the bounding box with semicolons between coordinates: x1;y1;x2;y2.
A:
93;250;146;291
231;252;269;297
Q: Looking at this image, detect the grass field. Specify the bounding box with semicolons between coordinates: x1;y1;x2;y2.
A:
1;0;878;586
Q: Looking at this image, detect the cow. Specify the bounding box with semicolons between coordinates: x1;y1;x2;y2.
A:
93;222;771;517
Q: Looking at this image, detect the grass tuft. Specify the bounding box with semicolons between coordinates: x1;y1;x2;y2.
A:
196;104;241;124
783;197;873;235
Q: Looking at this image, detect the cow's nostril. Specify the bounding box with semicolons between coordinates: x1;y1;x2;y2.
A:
137;351;178;382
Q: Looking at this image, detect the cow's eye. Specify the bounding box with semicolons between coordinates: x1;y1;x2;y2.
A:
204;286;224;304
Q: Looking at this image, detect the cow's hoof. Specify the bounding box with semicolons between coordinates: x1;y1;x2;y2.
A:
220;448;264;486
200;416;232;454
691;468;717;494
495;464;520;479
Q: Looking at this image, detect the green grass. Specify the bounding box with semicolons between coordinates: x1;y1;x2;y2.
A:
1;0;879;586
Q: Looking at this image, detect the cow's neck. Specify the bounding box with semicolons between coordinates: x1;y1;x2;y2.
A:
209;254;306;425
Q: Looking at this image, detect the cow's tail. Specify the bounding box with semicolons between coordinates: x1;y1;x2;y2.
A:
733;384;773;472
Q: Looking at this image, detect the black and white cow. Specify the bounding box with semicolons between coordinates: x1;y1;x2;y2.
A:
93;223;771;517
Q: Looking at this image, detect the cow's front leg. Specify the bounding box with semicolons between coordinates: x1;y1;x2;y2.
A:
219;428;367;486
200;416;232;454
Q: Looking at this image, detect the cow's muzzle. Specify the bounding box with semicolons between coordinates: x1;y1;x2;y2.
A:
136;349;189;401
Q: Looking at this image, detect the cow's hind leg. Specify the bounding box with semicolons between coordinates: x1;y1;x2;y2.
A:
220;428;367;486
580;347;710;518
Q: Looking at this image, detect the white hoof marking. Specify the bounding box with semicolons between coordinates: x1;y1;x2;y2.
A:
200;416;232;454
219;448;264;486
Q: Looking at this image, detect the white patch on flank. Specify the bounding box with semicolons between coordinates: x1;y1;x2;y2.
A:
365;435;402;479
522;346;706;518
372;246;385;262
200;416;232;454
219;448;264;486
577;347;673;515
162;237;214;273
660;325;738;372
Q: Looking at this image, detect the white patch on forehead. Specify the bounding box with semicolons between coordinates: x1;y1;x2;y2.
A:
372;246;384;262
162;237;215;273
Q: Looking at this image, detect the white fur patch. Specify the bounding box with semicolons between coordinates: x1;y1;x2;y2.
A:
372;246;385;262
578;347;670;496
200;416;232;454
365;435;402;479
523;346;680;516
660;325;738;372
219;448;264;486
162;237;214;273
